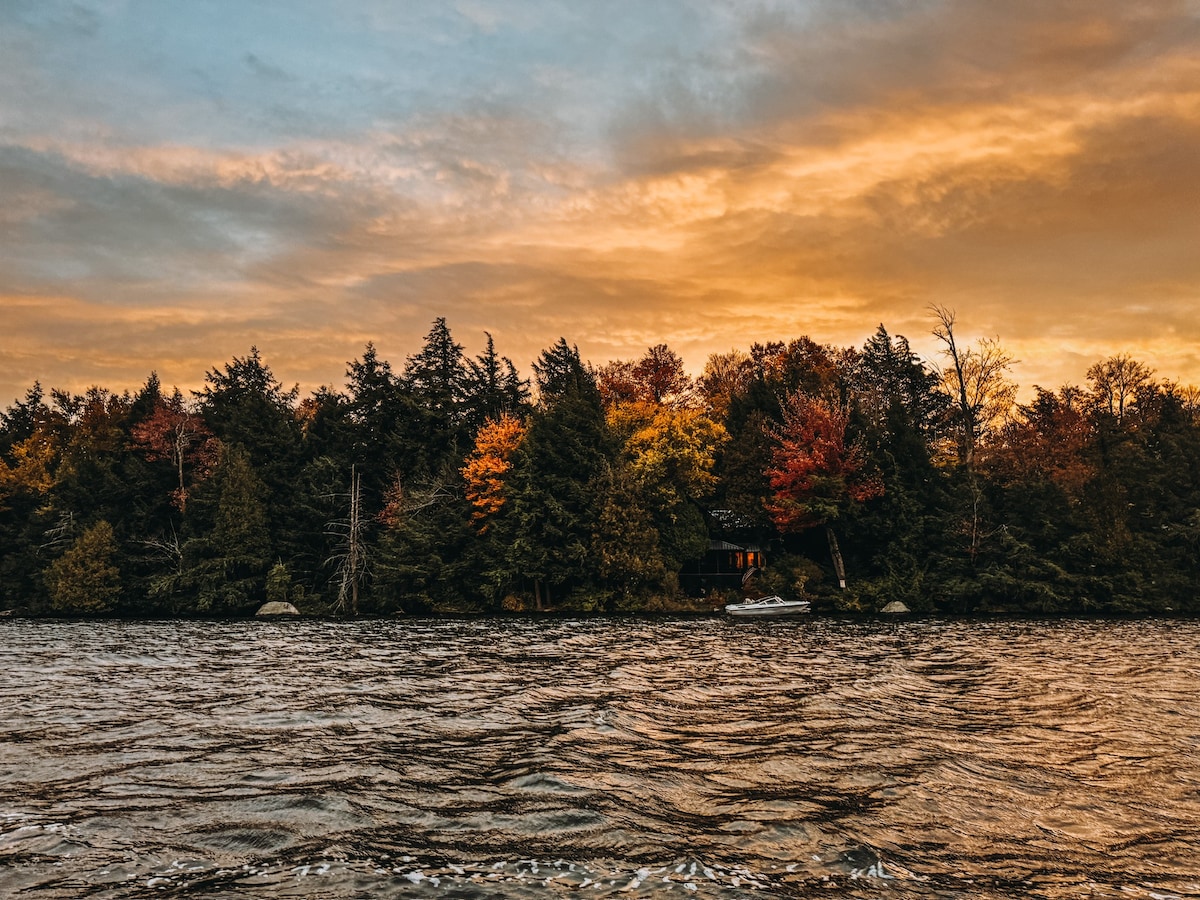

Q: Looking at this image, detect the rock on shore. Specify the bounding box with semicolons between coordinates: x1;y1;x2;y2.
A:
255;601;300;617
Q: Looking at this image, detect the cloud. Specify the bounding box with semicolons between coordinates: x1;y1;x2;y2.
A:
1;0;1199;407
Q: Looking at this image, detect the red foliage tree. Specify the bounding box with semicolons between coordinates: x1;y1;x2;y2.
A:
765;392;882;589
130;391;219;512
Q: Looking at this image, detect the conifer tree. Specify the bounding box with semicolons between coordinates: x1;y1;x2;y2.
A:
404;318;469;422
500;340;612;608
464;332;529;430
44;520;122;614
183;444;271;613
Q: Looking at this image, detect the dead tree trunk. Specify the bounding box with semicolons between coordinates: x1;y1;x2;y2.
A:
826;525;847;590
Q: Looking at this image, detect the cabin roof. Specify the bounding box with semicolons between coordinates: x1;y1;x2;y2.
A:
708;540;762;552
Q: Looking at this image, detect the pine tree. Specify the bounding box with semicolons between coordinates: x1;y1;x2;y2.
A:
531;338;595;403
500;343;613;608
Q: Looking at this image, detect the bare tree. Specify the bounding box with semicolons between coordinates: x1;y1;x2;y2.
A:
326;465;367;616
930;305;1017;468
1171;382;1200;422
1086;354;1154;423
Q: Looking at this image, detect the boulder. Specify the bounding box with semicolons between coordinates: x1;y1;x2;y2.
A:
255;601;300;617
881;600;911;615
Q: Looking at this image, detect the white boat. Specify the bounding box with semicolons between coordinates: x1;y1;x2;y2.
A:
724;595;811;617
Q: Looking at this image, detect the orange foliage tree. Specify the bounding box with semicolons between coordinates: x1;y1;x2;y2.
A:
461;413;527;531
598;344;694;409
987;387;1095;499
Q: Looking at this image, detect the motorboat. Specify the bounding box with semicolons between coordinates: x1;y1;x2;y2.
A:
724;595;811;617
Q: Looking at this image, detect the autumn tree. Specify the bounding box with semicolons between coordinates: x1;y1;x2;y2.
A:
697;349;754;422
634;344;693;406
753;337;846;403
612;404;726;570
765;392;882;590
131;389;218;511
0;385;61;606
0;429;58;500
590;461;669;604
597;360;642;407
1087;354;1154;424
988;387;1094;498
462;413;527;531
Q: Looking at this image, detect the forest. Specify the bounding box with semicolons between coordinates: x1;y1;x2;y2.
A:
2;309;1199;618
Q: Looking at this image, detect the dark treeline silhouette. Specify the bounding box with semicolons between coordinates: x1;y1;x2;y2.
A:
3;313;1199;617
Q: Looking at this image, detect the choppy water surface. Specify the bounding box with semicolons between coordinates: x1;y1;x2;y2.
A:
2;618;1199;898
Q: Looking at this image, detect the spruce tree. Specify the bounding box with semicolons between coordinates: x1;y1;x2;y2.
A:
500;340;612;608
183;444;272;614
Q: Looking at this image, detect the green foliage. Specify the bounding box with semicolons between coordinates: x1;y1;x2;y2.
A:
500;389;612;604
181;444;272;615
590;461;670;605
44;520;122;614
372;472;484;613
3;329;1200;618
266;562;292;606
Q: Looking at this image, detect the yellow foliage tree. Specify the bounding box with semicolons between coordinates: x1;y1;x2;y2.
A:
0;429;59;497
621;406;727;506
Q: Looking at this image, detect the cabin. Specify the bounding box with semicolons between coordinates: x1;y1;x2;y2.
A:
679;540;765;596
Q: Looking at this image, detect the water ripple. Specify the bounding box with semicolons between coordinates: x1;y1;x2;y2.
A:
2;617;1200;897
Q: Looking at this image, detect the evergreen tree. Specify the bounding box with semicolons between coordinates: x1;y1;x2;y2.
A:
463;332;530;431
181;444;272;614
196;348;303;568
44;520;122;614
343;343;430;485
532;338;596;402
404;318;469;423
852;325;946;439
498;340;612;608
0;382;48;460
372;475;481;613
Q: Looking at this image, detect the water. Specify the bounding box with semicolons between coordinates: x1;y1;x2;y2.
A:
1;617;1198;898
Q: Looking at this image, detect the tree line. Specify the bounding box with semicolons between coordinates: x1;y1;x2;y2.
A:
3;311;1199;617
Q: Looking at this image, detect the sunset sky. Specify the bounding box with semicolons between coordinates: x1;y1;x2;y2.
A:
3;1;1199;407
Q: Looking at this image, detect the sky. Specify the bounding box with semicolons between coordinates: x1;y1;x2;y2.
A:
2;0;1199;407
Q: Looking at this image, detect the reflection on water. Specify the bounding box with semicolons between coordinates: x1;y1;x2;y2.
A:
2;617;1199;897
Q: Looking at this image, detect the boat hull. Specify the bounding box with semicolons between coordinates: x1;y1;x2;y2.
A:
724;596;811;617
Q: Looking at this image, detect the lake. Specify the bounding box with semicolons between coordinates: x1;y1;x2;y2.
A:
1;617;1198;898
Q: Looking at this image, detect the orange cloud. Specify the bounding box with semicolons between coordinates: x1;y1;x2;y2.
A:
2;0;1199;407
